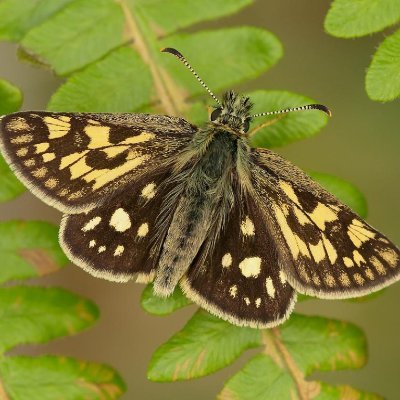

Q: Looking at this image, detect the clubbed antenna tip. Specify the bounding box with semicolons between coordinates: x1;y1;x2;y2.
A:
161;47;183;58
311;104;332;117
161;47;221;106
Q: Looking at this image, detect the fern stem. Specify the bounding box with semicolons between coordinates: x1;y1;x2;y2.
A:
117;0;184;116
0;377;9;400
262;329;320;400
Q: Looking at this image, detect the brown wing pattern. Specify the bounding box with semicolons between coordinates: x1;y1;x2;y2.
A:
181;189;296;329
0;112;196;213
252;148;400;298
60;167;179;283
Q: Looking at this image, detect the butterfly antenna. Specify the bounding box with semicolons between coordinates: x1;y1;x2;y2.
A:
252;104;332;118
161;47;221;106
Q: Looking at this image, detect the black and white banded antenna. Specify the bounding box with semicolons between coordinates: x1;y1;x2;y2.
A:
161;47;221;107
252;104;332;118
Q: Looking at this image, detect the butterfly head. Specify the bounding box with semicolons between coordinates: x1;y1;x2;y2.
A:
161;47;332;135
210;90;253;134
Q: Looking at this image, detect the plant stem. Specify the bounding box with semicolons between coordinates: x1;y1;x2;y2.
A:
262;329;320;400
117;0;185;116
0;377;9;400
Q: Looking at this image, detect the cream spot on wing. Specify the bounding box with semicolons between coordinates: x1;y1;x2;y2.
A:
84;125;111;149
68;190;84;201
110;208;131;232
347;230;363;248
35;142;49;154
24;158;35;167
351;218;376;239
311;271;321;286
60;151;89;170
102;145;129;158
7;117;30;131
370;256;386;275
347;219;376;248
81;168;106;184
274;205;300;259
32;167;47;178
16;147;28;157
137;222;149;237
324;273;336;287
221;253;232;268
229;285;237;298
239;257;261;278
365;268;375;280
58;188;69;197
44;116;70;139
307;203;338;231
298;264;311;283
91;155;149;190
295;235;311;258
82;216;102;232
42;152;56;163
353;273;365;285
279;181;300;205
121;131;155;145
114;245;124;256
379;248;398;266
265;277;276;298
275;208;313;260
240;216;255;236
141;183;157;200
244;297;251;306
89;240;96;248
98;246;106;253
339;272;351;287
69;157;92;179
294;207;310;225
255;298;261;308
353;250;365;267
44;178;57;188
309;240;325;263
11;134;33;144
322;234;338;264
343;257;354;268
279;270;287;285
59;116;70;122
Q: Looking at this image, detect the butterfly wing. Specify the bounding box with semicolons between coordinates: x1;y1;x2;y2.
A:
252;148;400;298
0;112;196;213
180;187;296;329
60;166;180;282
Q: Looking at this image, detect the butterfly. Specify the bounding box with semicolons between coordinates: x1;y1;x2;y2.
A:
0;48;399;329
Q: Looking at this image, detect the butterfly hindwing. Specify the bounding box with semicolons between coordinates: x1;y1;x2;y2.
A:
0;112;196;213
60;167;179;283
181;189;296;329
252;148;400;298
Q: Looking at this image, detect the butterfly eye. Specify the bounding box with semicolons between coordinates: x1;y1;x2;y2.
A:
210;108;222;121
243;119;250;133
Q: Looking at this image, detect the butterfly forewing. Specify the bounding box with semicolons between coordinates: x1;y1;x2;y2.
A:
60;167;178;283
181;190;296;329
252;148;400;298
0;112;196;213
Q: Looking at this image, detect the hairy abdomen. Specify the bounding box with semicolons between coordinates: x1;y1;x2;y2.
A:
153;130;237;296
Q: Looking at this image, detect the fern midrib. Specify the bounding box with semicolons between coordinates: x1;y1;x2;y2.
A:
263;328;318;400
118;0;185;116
0;375;9;400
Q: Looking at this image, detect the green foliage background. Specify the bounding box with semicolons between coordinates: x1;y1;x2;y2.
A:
0;0;399;399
